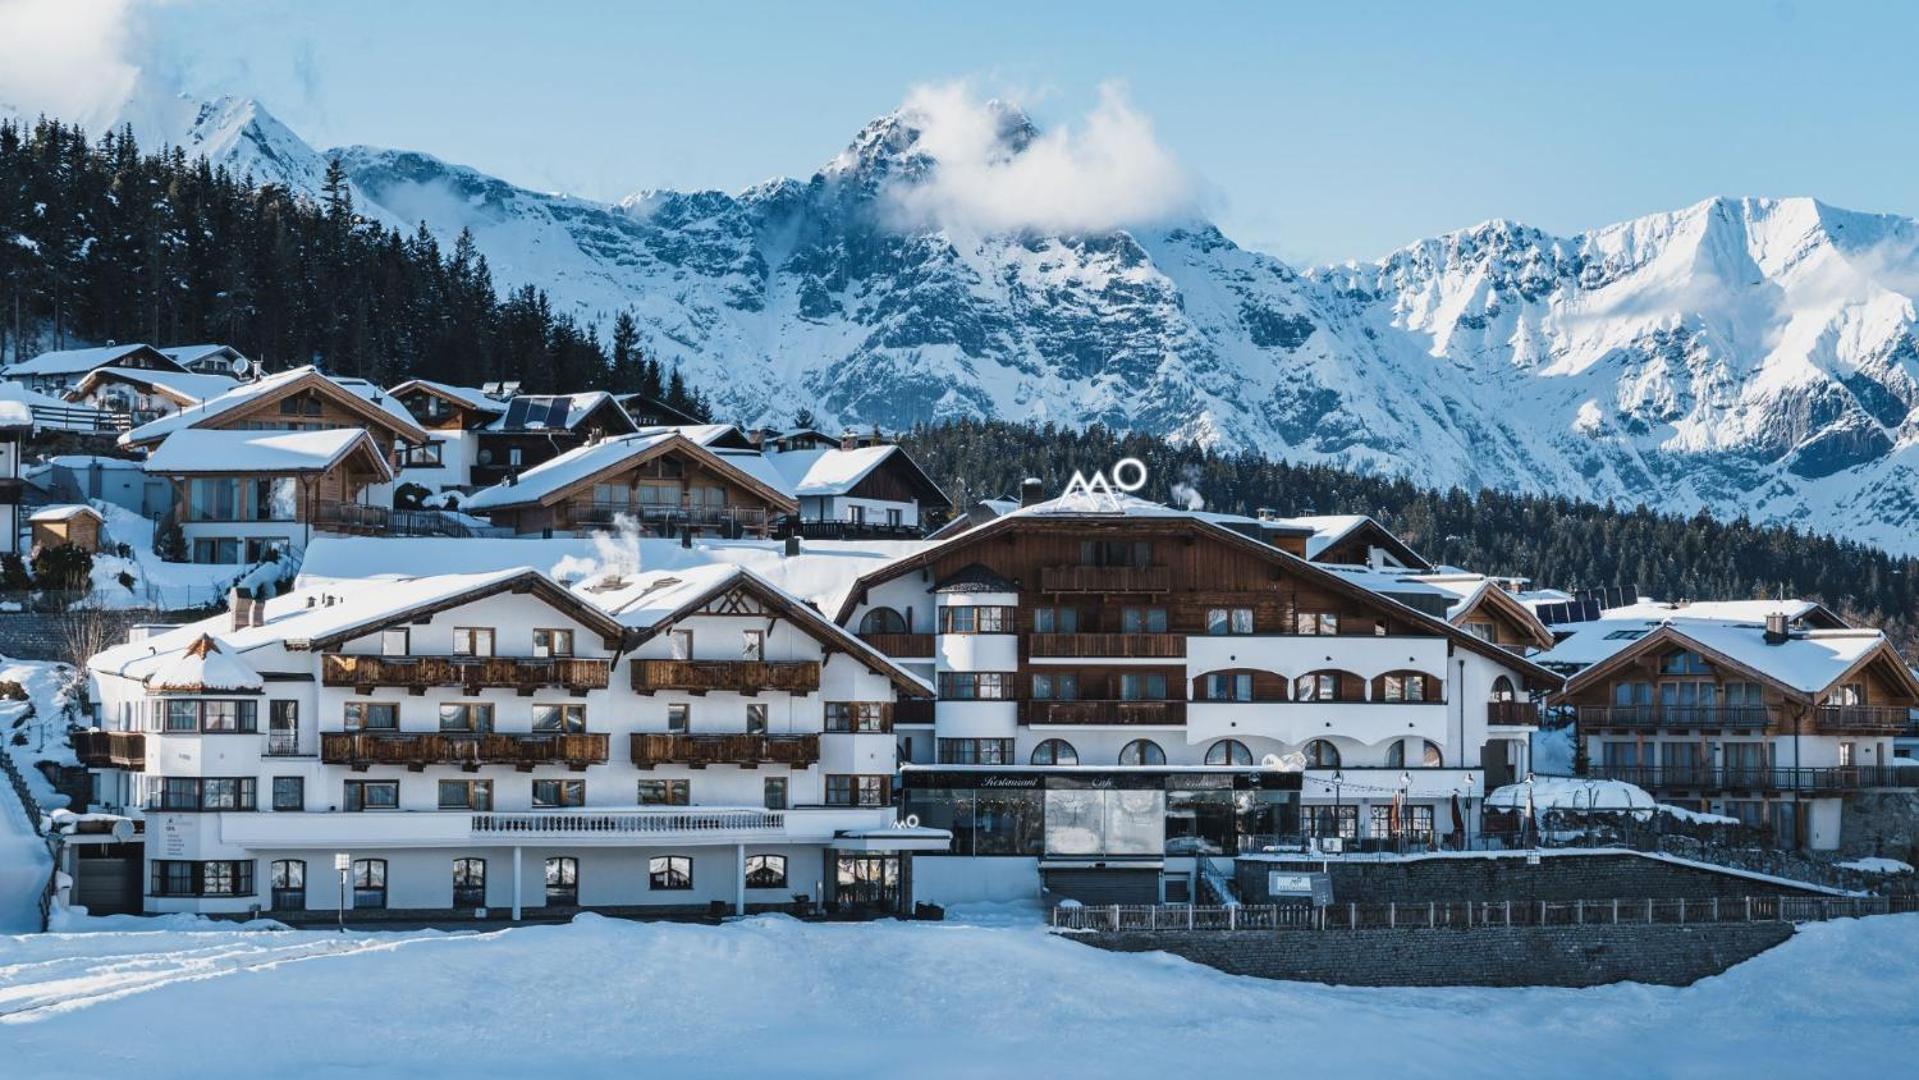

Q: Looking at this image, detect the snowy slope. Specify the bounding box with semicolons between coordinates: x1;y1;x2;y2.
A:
24;89;1919;552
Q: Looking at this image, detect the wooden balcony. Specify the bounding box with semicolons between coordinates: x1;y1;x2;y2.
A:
1028;633;1186;659
1812;705;1910;734
1020;700;1186;726
859;632;934;658
321;654;613;695
73;730;144;769
630;659;820;695
1575;705;1771;732
628;733;821;769
1589;764;1915;793
320;732;610;771
1037;565;1171;593
1486;700;1541;727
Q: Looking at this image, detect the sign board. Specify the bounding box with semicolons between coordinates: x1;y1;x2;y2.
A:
1268;871;1334;906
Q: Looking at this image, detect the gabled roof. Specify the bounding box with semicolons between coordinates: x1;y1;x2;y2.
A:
1410;573;1555;651
461;432;798;514
1550;620;1919;701
388;378;509;417
767;444;951;508
143;634;264;694
834;492;1564;688
119;366;430;449
1281;514;1432;570
144;428;394;480
483;392;636;434
28;504;104;524
5;343;181;378
1593;598;1851;630
632;423;756;450
617;393;702;426
159;345;249;371
577;564;931;698
69;366;241;406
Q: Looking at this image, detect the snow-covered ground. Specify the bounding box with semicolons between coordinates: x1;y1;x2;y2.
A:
1;912;1914;1077
0;658;76;934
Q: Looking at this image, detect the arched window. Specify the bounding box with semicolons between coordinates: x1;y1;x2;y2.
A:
1304;739;1341;768
745;854;787;889
1118;739;1165;766
270;859;305;911
545;856;578;905
352;858;387;909
1031;738;1079;766
1490;676;1516;703
1387;739;1444;768
452;858;487;908
1205;739;1253;766
859;607;907;635
649;855;692;891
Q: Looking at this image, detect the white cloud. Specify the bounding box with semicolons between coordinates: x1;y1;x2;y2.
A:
0;0;147;130
883;80;1195;235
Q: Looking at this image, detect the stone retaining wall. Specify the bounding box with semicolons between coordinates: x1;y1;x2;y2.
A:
1236;851;1825;905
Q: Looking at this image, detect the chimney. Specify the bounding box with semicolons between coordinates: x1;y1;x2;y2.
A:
680;524;693;549
784;534;801;558
1764;612;1789;645
1020;477;1045;506
841;430;859;451
250;588;268;628
228;588;250;632
1256;508;1278;522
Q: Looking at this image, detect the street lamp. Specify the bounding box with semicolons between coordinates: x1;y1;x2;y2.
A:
334;852;351;933
1330;769;1344;853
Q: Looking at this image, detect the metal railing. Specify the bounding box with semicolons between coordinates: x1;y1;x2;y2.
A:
1050;894;1919;932
1576;705;1771;731
27;402;128;433
311;501;509;539
1811;704;1911;733
781;517;923;541
1588;764;1916;792
470;808;785;836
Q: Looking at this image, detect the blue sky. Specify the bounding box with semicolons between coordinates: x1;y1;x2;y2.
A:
23;0;1919;262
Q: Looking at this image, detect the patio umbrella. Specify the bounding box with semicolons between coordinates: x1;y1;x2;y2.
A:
1450;792;1466;849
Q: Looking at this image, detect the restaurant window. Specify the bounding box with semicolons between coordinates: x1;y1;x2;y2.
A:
344;779;399;812
1369;804;1435;841
667;703;690;732
352;859;387;909
763;777;787;810
1206;608;1254;636
1118;739;1165;766
1307;804;1359;840
745;854;788;889
1294;612;1339;636
271;777;304;812
344;701;398;730
532;703;586;733
1030;738;1078;766
1120;607;1168;634
648;856;692;891
438;779;493;810
1204;739;1253;766
380;628;409;656
452;627;495;657
638;779;690;806
532;629;574;658
1029;673;1080;701
453;858;487;908
545;857;579;905
1032;607;1079;633
533;779;585;808
746;703;768;734
438;702;494;732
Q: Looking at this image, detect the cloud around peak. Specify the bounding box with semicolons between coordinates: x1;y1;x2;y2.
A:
877;81;1196;236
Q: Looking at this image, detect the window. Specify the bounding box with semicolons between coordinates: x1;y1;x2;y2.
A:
1387;739;1444;768
453;858;487;908
1119;672;1167;701
1612;681;1653;707
352;859;387;909
1118;739;1165;766
648;855;692;891
1380;673;1431;703
1206;608;1254;635
825;775;891;807
1029;673;1080;701
1308;804;1359;840
533;703;586;733
155;699;258;733
271;777;303;812
638;779;690;806
151;860;255;898
1201;672;1254;702
1205;739;1254;766
937;672;1013;700
1835;683;1865;707
1839;742;1856;766
1294;612;1339;636
668;630;693;660
745;854;787;889
1120;607;1168;634
1032;607;1079;633
401;442;444;467
452;627;495;657
1294;672;1342;702
533;779;585;808
508;446;524;468
1081;539;1152;567
1465;622;1496;642
438;779;493;810
1304;739;1341;768
1723;681;1765;707
886;508;903;528
267;700;300;756
741;630;765;661
667;703;690;732
532;629;574;658
763;777;788;810
345;701;398;730
859;608;907;634
145;776;256;811
192;537;240;563
183;477;296;522
937;738;1014;765
940;606;1013;634
825;702;889;732
381;628;410;656
545;857;579;904
1030;738;1078;766
344;780;399;811
270;859;305;910
746;703;768;734
1660;650;1712;675
439;702;494;732
1491;676;1517;703
1369;804;1435;841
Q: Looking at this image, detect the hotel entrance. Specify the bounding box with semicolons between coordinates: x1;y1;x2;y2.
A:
833;853;902;913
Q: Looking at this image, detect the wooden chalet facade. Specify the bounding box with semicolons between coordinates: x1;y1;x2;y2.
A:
471;393;637;488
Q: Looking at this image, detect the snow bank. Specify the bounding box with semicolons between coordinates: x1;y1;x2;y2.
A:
1838;857;1914;876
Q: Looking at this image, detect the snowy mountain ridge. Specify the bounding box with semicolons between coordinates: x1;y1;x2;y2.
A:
16;92;1919;553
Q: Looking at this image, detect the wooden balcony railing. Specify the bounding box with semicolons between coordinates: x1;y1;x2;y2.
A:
1020;700;1186;726
73;730;145;769
321;732;610;771
322;655;613;694
630;659;821;695
1028;633;1186;659
1812;705;1911;734
1575;705;1771;732
1486;700;1541;727
858;633;934;657
1037;565;1172;593
1588;764;1915;793
629;733;821;769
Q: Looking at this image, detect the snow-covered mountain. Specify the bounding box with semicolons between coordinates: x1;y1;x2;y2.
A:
19;93;1919;552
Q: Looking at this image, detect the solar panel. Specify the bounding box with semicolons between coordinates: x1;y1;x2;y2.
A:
544;398;571;428
502;397;533;429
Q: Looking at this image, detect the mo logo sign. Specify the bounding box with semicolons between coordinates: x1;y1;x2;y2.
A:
1062;458;1148;502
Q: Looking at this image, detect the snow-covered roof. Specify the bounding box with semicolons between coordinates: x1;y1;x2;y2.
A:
1594;598;1834;626
389;378;507;415
1540;616;1901;696
0;397;32;430
28;504;103;523
159;344;247;369
142;633;265;693
120;366;426;447
461;431;674;511
635;423;741;447
144;428;390;477
766;445;898;496
71;366;240;404
4;344;172;377
332;376;435;433
713;447;797;497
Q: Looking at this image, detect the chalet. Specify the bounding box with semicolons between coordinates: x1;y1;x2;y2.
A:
765;443;952;539
159;344;253;377
143;428;395;564
386;379;509;492
1283;514;1434;571
0;401;30;555
120;366;429;471
471;392;638;488
833;489;1561;907
461;432;798;539
67;366;242;427
74;565;945;919
4;343;186;396
1541;613;1919;849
